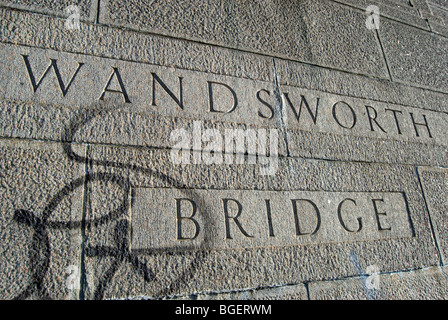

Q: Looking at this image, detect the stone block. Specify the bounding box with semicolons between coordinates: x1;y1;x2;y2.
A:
161;283;307;300
379;19;448;92
1;42;446;167
80;144;438;299
0;8;273;83
332;0;430;29
309;266;448;299
0;138;85;299
429;0;448;10
99;0;389;78
418;167;448;264
275;57;448;114
0;0;96;22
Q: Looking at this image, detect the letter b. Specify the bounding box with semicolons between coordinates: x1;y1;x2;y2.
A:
176;198;200;240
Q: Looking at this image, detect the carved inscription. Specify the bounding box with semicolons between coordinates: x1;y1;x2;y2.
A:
131;189;413;251
1;44;447;147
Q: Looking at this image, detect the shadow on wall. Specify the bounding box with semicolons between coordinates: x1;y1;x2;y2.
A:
11;101;214;300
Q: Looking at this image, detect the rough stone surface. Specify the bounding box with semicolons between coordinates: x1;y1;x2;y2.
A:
0;8;274;83
0;138;85;299
287;129;448;166
165;284;308;300
0;0;447;301
82;144;438;299
280;84;448;144
2;7;447;111
1;41;446;167
332;0;431;29
429;19;448;36
275;57;448;114
131;188;413;251
427;1;448;35
0;0;96;21
309;266;448;299
418;167;448;264
379;19;448;92
0;42;275;126
100;0;389;78
429;0;448;10
429;3;448;25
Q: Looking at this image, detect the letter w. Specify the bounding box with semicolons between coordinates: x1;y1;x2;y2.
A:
284;93;319;125
21;55;83;96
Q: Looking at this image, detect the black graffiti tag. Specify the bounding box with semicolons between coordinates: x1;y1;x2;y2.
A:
12;102;212;300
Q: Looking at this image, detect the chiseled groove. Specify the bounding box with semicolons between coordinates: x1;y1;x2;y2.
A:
96;0;101;24
375;28;393;82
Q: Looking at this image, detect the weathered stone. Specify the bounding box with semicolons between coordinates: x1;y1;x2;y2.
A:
429;2;448;25
0;42;274;126
429;19;448;37
332;0;431;29
0;8;273;83
131;188;413;251
100;0;388;78
0;138;85;299
309;266;448;299
426;1;448;36
0;0;96;22
418;167;448;264
0;99;290;159
1;42;446;167
287;129;448;166
187;284;307;300
2;7;446;112
429;0;448;10
379;19;448;92
152;283;307;300
275;57;448;114
280;84;448;165
280;84;448;146
82;144;438;299
0;0;447;301
248;284;308;300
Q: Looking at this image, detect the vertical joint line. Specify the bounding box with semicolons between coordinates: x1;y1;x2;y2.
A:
96;0;101;24
272;58;290;157
415;167;444;266
304;282;311;300
375;28;393;82
78;144;89;300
